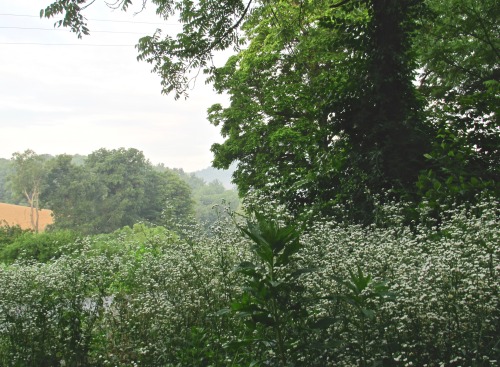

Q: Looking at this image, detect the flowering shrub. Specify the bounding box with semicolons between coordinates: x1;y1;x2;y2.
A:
300;197;499;366
0;198;498;366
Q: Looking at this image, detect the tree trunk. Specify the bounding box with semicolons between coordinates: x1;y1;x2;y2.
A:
24;189;40;233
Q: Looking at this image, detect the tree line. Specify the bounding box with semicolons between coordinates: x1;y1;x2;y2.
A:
1;148;239;234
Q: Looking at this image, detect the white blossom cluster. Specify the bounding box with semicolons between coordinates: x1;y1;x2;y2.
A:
0;198;498;366
300;197;499;366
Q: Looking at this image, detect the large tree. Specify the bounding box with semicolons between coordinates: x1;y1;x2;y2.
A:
42;154;106;234
41;0;498;219
141;168;195;229
207;0;433;219
43;149;195;234
84;148;150;233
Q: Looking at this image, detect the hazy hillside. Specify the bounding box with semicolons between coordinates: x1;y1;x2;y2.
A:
0;158;16;205
191;163;236;189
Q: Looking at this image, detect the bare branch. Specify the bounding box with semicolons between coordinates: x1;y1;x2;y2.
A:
81;0;97;11
134;0;149;16
104;0;123;10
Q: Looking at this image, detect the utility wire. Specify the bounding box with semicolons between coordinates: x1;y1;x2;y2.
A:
0;13;175;25
0;26;146;34
0;42;135;46
0;13;170;47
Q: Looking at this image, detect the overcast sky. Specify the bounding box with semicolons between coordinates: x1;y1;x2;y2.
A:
0;1;229;172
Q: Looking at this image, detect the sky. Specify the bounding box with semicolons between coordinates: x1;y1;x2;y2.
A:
0;1;230;172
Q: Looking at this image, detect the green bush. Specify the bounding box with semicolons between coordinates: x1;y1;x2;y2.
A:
0;229;80;263
0;222;28;252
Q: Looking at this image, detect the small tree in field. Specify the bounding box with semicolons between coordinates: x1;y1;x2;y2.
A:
10;150;46;233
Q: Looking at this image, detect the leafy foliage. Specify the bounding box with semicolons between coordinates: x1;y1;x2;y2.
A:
41;148;195;234
42;154;105;234
208;0;436;222
40;0;498;222
0;159;18;205
173;168;240;229
0;197;498;366
0;222;28;254
0;229;80;264
3;149;240;235
415;0;500;206
230;213;310;366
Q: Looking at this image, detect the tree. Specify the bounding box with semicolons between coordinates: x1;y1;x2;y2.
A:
141;168;195;229
207;0;432;220
83;148;149;233
415;0;500;203
42;154;105;234
0;158;17;204
42;149;195;234
417;0;498;155
41;0;498;221
9;150;47;233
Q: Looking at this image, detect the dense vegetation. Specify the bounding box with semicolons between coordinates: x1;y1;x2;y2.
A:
40;0;499;219
0;149;239;234
0;199;498;366
0;0;498;365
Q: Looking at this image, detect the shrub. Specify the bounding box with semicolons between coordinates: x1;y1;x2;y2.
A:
0;222;28;254
0;229;80;263
0;197;498;366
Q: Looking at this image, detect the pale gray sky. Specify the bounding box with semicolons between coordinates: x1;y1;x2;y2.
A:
0;0;229;172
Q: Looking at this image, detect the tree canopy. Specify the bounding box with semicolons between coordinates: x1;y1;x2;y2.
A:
415;0;499;205
3;149;195;235
41;148;195;234
3;149;239;235
41;0;499;221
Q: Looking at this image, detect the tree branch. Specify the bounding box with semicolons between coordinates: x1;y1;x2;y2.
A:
203;0;253;54
331;0;352;9
178;0;254;96
81;0;97;11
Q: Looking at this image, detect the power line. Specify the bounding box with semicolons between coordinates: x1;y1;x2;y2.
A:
0;13;175;25
0;26;147;34
0;42;135;46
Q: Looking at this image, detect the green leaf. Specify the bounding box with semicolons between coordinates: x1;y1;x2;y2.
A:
311;317;337;329
276;238;302;267
234;261;259;278
215;308;232;316
361;308;376;320
289;267;317;279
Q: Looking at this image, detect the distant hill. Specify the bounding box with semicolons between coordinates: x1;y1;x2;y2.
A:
191;163;236;189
